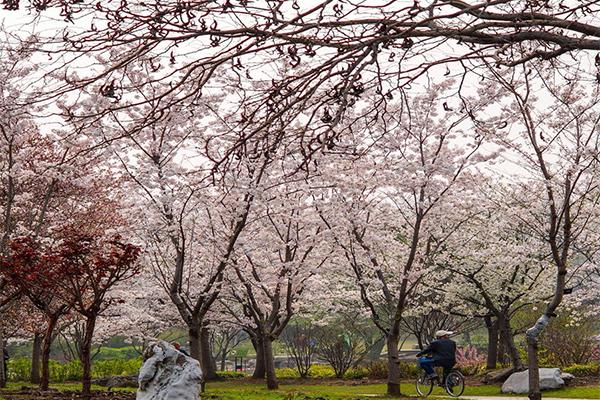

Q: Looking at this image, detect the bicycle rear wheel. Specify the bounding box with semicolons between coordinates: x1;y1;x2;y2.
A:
415;371;434;397
445;370;465;397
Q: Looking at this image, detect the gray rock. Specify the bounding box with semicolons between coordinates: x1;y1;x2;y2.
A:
482;367;514;384
136;341;203;400
501;368;565;394
560;372;575;383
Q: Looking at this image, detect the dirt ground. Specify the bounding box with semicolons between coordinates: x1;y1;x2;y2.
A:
0;389;135;400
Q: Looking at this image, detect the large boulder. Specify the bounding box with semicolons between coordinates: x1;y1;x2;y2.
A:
501;368;565;394
136;341;203;400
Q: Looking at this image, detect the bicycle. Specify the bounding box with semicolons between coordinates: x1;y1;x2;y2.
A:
415;367;465;397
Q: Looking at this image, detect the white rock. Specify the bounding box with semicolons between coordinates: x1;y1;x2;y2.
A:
136;341;203;400
501;368;565;394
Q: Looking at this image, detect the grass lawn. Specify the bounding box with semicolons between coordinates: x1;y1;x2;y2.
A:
202;381;600;399
1;381;599;399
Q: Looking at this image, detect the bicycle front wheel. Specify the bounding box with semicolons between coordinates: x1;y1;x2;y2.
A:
445;371;465;397
415;372;434;397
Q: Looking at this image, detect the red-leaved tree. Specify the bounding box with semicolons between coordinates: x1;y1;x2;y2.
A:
1;237;72;390
52;230;141;397
2;230;140;397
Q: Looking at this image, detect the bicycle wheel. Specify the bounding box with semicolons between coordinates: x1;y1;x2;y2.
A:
415;371;434;397
444;370;465;397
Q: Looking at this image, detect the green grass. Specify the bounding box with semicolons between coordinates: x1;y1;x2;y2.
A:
2;381;598;399
202;381;600;399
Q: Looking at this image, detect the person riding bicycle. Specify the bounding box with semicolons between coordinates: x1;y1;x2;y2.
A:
416;329;456;386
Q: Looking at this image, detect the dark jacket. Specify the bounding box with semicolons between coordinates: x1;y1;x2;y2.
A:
416;338;456;366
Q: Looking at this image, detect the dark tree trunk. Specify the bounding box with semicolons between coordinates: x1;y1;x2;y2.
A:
41;314;60;391
527;334;542;400
416;334;424;351
497;329;507;365
31;333;42;384
526;269;567;400
251;335;265;379
80;315;96;398
200;327;217;380
220;352;226;372
498;313;522;370
0;330;6;388
484;316;499;370
262;336;278;390
189;325;201;361
386;333;401;397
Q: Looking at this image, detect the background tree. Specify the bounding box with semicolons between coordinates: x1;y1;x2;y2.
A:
208;323;247;373
224;179;331;390
432;184;555;371
316;321;365;379
318;82;497;396
280;320;318;379
483;67;600;400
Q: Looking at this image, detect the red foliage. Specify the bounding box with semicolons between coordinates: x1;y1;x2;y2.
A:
456;345;486;367
1;230;141;314
1;237;61;294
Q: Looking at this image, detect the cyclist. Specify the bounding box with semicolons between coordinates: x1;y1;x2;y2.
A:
416;330;457;386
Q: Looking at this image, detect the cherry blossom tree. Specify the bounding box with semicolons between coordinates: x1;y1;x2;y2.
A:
6;1;600;143
121;137;273;379
483;67;600;400
315;81;499;396
400;308;480;354
14;302;46;384
221;179;332;389
95;274;179;354
0;40;68;388
430;183;556;371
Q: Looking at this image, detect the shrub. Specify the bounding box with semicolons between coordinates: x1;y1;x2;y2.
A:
539;311;600;366
7;358;31;382
92;359;142;378
6;357;142;382
216;371;247;379
275;367;300;379
307;364;335;379
399;361;420;378
563;363;600;377
456;363;486;376
365;360;419;380
315;325;364;379
93;346;140;361
344;367;369;379
366;361;388;379
456;346;487;376
49;360;82;382
281;322;318;378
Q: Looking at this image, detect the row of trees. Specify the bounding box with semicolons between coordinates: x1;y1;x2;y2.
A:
1;2;600;399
